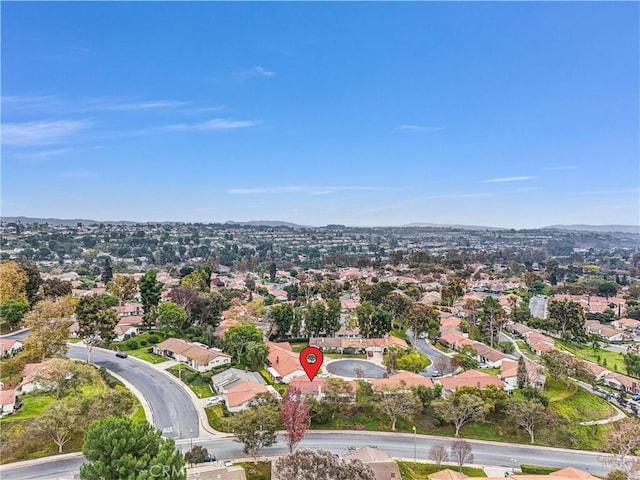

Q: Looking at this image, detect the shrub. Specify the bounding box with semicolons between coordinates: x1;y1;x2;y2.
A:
520;465;560;474
140;340;148;347
127;340;138;350
148;335;159;344
344;347;356;355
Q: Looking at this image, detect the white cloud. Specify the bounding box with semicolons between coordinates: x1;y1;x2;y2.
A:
397;125;445;132
480;176;536;183
1;120;92;146
165;118;261;131
252;66;276;77
108;100;188;111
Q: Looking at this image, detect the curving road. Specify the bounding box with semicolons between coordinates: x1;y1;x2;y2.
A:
2;329;199;441
0;431;614;480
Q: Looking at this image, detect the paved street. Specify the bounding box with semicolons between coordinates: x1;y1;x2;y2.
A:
0;431;615;480
529;295;548;319
1;329;200;441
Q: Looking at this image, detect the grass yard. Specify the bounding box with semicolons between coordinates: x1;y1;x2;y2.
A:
515;341;538;360
290;342;309;353
67;337;82;343
205;404;232;432
237;461;271;480
554;339;631;376
131;405;146;423
0;393;56;423
398;462;487;479
166;365;213;398
126;347;167;364
546;378;617;422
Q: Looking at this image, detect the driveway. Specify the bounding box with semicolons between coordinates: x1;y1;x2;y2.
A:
530;295;548;319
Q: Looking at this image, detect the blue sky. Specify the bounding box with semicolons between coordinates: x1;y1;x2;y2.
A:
2;2;638;228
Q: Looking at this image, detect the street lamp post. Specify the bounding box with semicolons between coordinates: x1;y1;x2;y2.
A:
412;426;417;463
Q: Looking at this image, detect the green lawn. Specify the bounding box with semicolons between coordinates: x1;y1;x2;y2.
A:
546;378;617;422
0;393;56;423
237;461;271;480
205;404;232;432
554;339;631;377
67;338;82;344
131;405;146;423
126;348;167;364
515;341;538;360
290;342;309;353
166;365;213;398
398;462;487;479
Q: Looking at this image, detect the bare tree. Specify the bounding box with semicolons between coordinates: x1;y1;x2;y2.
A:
604;420;640;476
434;356;454;375
429;444;449;468
450;438;473;471
375;388;420;431
506;398;546;444
275;448;376;480
434;393;490;436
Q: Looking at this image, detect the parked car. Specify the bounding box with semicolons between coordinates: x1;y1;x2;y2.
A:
223;460;234;467
631;394;640;401
204;453;216;462
116;351;128;358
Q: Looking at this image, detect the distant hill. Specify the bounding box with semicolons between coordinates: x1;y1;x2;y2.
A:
225;220;308;228
1;216;140;226
402;222;503;231
544;224;640;234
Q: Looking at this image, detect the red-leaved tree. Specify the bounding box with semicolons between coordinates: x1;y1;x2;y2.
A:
281;386;311;453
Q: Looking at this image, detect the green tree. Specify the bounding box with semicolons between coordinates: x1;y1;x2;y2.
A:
0;298;30;329
80;416;186;480
31;400;83;453
454;345;479;371
184;445;208;466
623;353;640;377
547;298;585;339
157;302;187;335
434;393;490;436
479;296;505;348
17;258;43;305
407;302;440;344
375;388;420;431
517;356;529;389
76;295;119;363
270;302;294;338
224;323;263;364
106;275;138;305
396;349;429;373
42;279;73;299
228;404;280;464
0;261;28;303
441;277;465;306
139;270;163;324
356;301;392;338
598;282;618;301
101;257;114;285
506;398;546;444
180;268;211;293
244;341;269;371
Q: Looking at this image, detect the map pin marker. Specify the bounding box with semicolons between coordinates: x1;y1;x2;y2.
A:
300;346;324;381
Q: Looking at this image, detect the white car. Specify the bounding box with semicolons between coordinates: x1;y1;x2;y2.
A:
224;460;234;467
205;396;222;406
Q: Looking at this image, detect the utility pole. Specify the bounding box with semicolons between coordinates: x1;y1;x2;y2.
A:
412;426;417;463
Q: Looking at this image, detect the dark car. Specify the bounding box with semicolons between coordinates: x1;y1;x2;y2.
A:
116;351;128;358
204;453;216;462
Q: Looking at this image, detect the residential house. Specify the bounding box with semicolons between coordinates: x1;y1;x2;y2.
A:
114;324;140;342
19;363;51;394
113;303;142;317
470;341;513;368
266;341;306;384
153;338;232;372
522;331;556;355
439;332;474;350
428;470;468;480
437;369;506;395
211;368;265;395
341;447;402;480
0;339;23;358
288;376;329;398
310;336;408;354
223;381;269;412
611;317;640;333
499;359;546;390
370;371;434;392
0;389;17;416
601;372;640;394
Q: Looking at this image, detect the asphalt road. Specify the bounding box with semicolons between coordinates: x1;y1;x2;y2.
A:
412;335;454;376
0;431;614;480
529;295;548;320
2;329;199;441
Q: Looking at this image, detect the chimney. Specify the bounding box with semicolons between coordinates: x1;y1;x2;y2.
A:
391;473;396;479
477;382;481;388
276;355;279;364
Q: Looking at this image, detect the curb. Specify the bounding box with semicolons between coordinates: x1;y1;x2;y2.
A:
0;452;83;471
